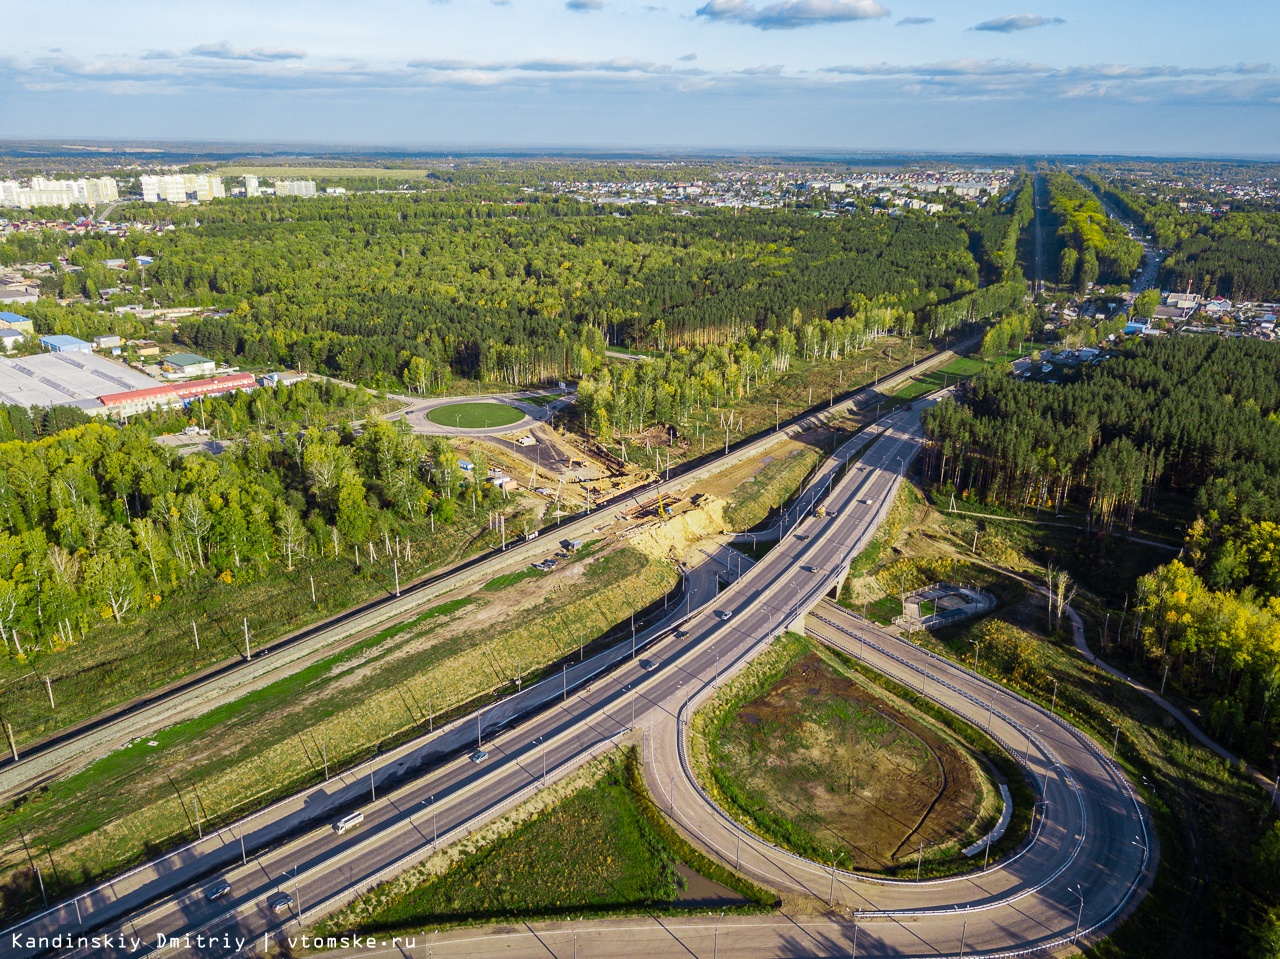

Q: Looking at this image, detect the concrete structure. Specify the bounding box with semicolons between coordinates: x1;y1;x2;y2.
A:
130;340;160;356
0;176;118;209
140;174;225;203
94;334;124;350
258;370;307;387
162;352;216;376
0;351;156;408
0;312;35;334
40;334;92;354
0;330;24;351
243;175;260;198
274;179;317;198
0;288;38;305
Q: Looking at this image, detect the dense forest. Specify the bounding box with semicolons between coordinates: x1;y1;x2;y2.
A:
921;336;1280;765
921;337;1280;529
1047;172;1144;291
0;378;486;652
1;187;1028;391
1088;174;1280;300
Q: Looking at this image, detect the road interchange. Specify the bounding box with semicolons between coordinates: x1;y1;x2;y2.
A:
5;396;1154;959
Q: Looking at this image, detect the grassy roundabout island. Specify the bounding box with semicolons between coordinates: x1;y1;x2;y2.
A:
426;400;526;429
696;634;1012;876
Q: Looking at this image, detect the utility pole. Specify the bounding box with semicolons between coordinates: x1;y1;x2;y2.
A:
310;576;316;606
370;772;375;802
393;558;400;597
1051;679;1059;713
4;719;18;762
44;677;54;710
243;618;251;660
192;621;200;651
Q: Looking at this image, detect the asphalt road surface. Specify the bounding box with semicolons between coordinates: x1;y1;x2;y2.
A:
6;398;1153;959
0;345;966;799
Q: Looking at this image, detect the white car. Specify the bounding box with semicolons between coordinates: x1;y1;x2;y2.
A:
716;610;733;621
469;749;489;763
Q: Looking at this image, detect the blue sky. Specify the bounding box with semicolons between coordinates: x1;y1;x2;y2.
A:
2;0;1278;154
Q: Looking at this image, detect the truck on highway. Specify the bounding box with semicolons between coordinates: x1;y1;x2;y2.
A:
334;811;364;835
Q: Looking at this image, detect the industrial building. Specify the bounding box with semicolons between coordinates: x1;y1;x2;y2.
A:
162;353;216;377
40;334;92;354
0;351;156;410
0;312;35;334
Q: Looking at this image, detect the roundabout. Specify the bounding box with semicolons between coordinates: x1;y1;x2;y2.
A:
425;400;526;430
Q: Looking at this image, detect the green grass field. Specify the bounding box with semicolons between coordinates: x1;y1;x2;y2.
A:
893;357;989;400
219;166;437;180
722;446;822;531
354;756;679;928
426;402;525;429
481;567;544;591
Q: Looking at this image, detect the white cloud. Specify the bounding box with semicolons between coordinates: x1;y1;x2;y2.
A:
896;16;933;26
189;41;307;61
696;0;889;30
565;0;603;10
971;15;1065;33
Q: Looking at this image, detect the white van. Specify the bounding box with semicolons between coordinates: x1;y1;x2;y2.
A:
334;812;364;835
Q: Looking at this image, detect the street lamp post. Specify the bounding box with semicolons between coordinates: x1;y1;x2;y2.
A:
1071;884;1085;942
1023;724;1042;767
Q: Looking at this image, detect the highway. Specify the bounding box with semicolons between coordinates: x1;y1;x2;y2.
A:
5;395;1153;958
0;344;964;799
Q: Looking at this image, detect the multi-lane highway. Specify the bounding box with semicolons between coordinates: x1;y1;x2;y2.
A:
6;392;1152;959
0;345;964;799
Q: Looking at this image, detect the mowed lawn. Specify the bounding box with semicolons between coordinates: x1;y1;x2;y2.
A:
426;401;525;429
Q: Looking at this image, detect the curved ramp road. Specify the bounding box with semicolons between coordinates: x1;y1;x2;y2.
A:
6;390;1151;959
0;345;963;798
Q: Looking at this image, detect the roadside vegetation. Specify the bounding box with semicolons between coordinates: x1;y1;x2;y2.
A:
0;543;676;920
0;415;537;749
319;747;771;937
921;336;1280;775
858;482;1278;957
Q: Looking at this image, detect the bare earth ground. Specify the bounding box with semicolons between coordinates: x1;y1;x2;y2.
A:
715;651;993;870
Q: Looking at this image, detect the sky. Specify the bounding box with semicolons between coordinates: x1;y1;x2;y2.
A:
2;0;1278;155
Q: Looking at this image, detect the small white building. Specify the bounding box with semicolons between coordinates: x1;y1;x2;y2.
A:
0;329;24;351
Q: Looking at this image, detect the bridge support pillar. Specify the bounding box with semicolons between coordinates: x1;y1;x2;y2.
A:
827;561;851;602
